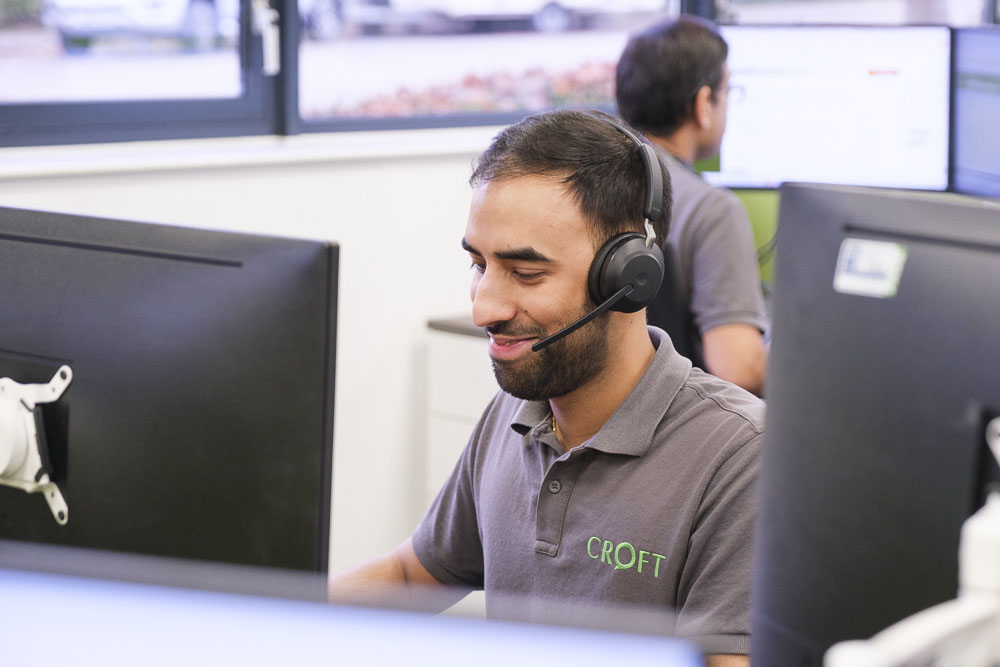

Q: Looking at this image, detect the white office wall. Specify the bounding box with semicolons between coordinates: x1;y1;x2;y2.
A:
0;128;499;574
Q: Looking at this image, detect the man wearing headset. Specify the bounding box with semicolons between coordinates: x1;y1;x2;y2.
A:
330;110;762;667
616;16;769;396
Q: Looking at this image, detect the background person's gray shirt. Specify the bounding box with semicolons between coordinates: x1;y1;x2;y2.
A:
657;148;769;342
413;327;763;656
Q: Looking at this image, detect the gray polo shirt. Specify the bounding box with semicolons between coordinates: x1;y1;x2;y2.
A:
412;327;763;655
657;147;769;338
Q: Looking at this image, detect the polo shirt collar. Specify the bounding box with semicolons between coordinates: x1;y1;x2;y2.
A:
509;327;691;457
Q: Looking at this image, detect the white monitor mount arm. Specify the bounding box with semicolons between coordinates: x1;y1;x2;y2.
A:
0;365;72;525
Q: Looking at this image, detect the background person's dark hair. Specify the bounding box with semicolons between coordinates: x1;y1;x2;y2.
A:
470;109;670;248
615;15;728;137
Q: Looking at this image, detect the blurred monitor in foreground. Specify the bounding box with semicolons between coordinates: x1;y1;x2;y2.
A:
0;538;704;667
751;182;1000;665
703;25;951;191
0;206;338;572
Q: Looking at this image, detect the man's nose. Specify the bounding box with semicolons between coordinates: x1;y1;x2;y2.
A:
471;270;517;329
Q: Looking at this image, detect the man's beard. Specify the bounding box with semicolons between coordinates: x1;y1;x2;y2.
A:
488;302;611;401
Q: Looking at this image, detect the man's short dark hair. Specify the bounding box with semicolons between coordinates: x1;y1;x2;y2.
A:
615;15;728;137
470;109;670;247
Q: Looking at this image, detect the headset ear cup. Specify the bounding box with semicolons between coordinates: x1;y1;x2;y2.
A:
588;234;627;305
588;233;665;313
621;242;665;311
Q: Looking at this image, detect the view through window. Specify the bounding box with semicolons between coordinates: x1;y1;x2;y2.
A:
298;2;676;121
0;0;243;103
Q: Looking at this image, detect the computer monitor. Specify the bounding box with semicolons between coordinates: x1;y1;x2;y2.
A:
702;25;951;191
751;182;1000;666
952;26;1000;198
0;539;705;667
0;206;338;572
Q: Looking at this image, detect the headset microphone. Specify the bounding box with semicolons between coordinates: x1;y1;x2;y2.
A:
531;119;666;353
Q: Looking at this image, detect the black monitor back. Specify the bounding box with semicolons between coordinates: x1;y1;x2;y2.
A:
0;206;337;572
752;183;1000;665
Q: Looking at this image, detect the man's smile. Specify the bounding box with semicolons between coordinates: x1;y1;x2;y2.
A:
487;334;539;360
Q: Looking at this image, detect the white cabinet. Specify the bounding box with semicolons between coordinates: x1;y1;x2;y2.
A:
425;318;498;508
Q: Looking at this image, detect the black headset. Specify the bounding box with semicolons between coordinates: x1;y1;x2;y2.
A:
532;120;666;352
588;122;666;313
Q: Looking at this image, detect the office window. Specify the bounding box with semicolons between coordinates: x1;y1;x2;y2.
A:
2;0;998;147
0;0;280;146
297;2;675;128
3;0;242;103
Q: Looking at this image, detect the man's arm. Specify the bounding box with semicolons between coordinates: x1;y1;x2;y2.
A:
328;536;467;612
706;655;749;667
702;323;767;396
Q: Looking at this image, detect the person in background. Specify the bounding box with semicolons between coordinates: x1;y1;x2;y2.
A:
616;15;769;396
329;109;762;667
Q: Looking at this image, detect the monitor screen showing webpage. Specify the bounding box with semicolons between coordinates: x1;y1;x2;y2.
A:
702;25;951;190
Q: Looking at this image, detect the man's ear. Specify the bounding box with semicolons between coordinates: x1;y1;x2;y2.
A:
693;84;714;130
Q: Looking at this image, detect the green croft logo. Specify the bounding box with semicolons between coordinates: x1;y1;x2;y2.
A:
587;536;667;577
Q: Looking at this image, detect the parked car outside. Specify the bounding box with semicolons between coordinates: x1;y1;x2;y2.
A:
41;0;340;53
345;0;667;33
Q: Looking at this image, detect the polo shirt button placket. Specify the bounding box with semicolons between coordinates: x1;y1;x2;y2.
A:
534;461;581;556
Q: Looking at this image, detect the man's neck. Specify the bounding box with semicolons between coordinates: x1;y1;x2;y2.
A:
549;318;655;450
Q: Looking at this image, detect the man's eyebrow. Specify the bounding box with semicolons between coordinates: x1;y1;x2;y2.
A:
461;237;480;255
461;238;553;263
495;247;552;262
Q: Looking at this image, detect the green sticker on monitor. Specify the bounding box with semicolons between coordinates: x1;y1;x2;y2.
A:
833;238;908;298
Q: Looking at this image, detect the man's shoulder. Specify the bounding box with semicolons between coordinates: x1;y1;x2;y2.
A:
639;334;764;466
673;368;766;439
661;159;746;224
637;360;763;501
678;172;744;216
